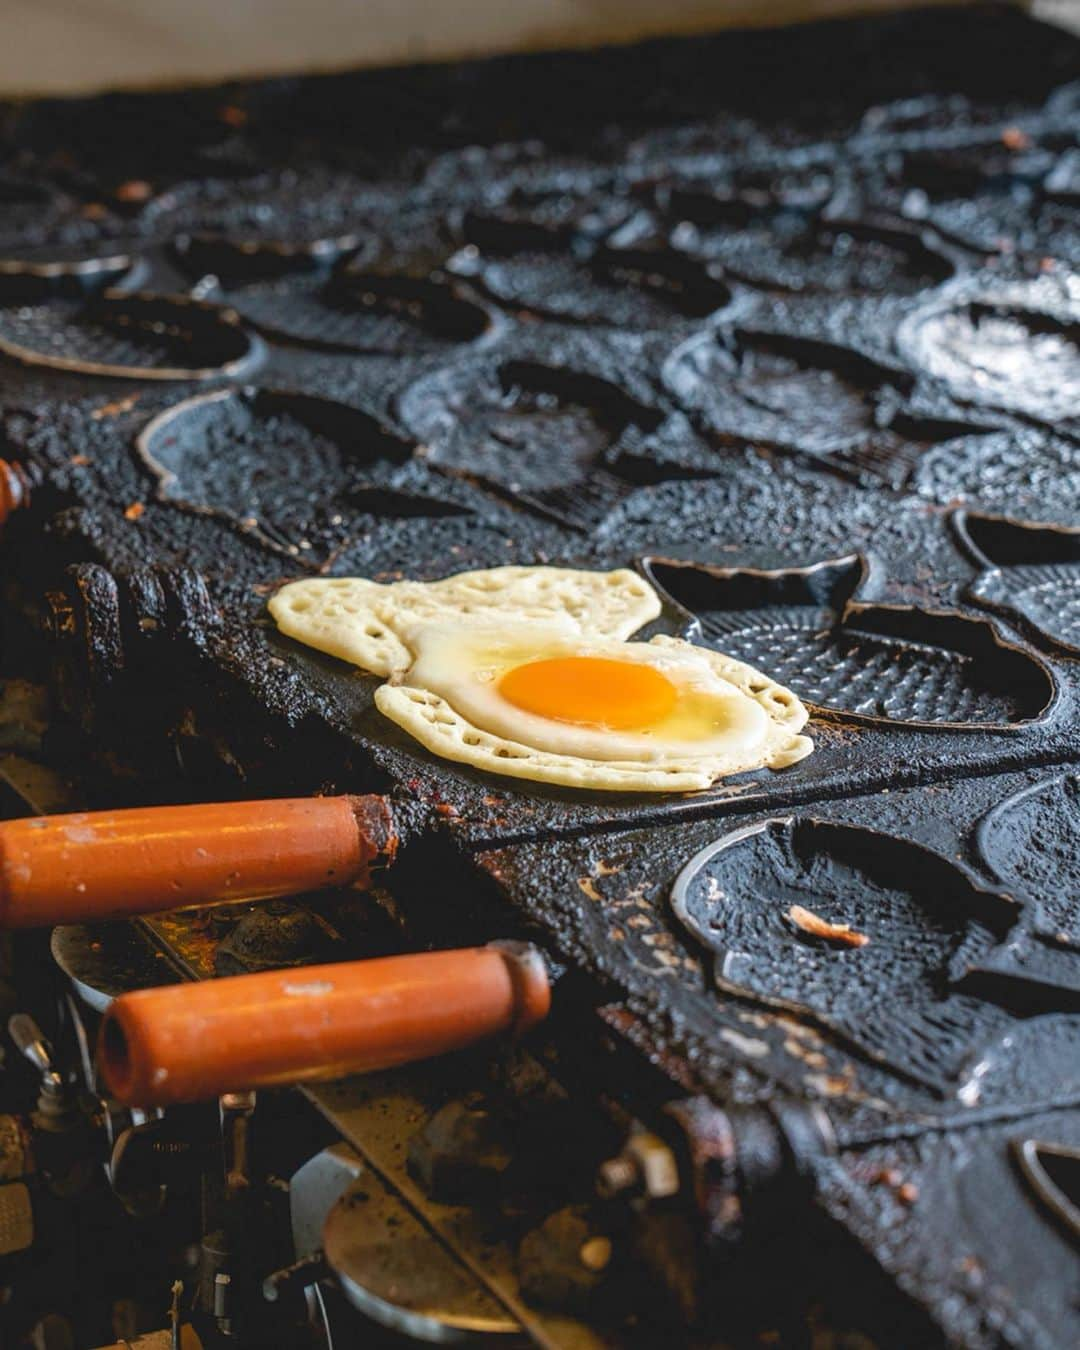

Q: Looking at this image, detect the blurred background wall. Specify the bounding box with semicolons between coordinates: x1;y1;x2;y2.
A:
0;0;1018;96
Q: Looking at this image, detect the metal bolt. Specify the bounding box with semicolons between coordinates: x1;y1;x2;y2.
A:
214;1272;231;1333
629;1132;680;1199
597;1131;680;1201
597;1154;639;1198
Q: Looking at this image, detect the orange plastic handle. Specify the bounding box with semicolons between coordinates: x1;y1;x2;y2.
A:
100;943;551;1106
0;458;30;528
0;795;396;928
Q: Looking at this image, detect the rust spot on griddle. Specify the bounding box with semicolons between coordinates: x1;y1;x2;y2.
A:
1001;126;1031;150
92;394;141;420
114;180;153;203
806;1069;859;1098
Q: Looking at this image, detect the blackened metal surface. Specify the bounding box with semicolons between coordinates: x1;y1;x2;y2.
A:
642;555;1057;728
398;356;696;533
958;511;1080;656
818;1105;1080;1350
472;768;1080;1110
670;818;1019;1092
218;266;496;358
976;772;1080;947
50;920;183;1009
474;769;1080;1344
897;277;1080;428
1;9;1080;1346
0;291;260;381
135;386;464;563
662;200;955;299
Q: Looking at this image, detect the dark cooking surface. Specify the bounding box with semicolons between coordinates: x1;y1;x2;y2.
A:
1;7;1079;1346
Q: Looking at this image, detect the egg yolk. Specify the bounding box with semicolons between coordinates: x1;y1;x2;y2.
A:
499;656;677;730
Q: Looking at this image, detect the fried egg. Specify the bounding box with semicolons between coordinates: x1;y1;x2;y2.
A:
269;565;661;678
269;566;812;792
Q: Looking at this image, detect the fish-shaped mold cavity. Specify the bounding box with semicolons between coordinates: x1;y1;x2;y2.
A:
399;358;712;533
662;327;976;485
898;283;1080;427
1013;1139;1080;1245
671;817;1018;1093
0;240;146;301
878;138;1080;266
136;387;467;562
976;774;1080;950
168;166;390;283
956;511;1080;655
663;183;954;296
641;554;1056;728
664;329;897;456
0;175;78;247
0;290;259;380
883;142;1078;262
898;143;1058;203
226;272;492;357
199;223;494;357
451;207;732;328
173;223;365;283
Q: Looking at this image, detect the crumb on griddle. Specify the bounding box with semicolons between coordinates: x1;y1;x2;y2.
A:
787;904;869;947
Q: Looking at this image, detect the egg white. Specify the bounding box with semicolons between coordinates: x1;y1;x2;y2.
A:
269;564;813;792
396;623;770;763
268;565;661;678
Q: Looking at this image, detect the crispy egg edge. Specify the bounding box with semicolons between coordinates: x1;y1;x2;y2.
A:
375;634;812;793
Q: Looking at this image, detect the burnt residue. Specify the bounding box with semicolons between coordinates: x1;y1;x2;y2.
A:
348;792;399;886
914;427;1080;526
818;1105;1080;1350
213;902;341;975
39;559;223;763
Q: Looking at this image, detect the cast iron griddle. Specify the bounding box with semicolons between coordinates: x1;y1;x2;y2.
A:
0;7;1079;1347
